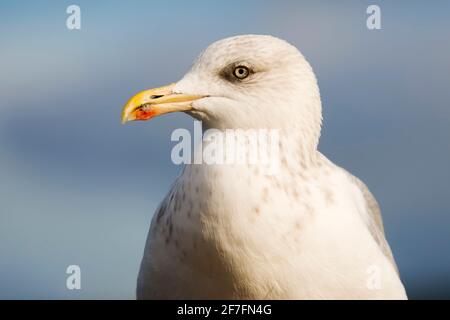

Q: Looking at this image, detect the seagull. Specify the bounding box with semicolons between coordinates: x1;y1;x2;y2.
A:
121;35;407;299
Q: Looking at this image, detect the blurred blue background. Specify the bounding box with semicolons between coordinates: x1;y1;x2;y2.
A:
0;0;449;299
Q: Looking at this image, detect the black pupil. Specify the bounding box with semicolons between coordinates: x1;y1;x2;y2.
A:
236;67;246;77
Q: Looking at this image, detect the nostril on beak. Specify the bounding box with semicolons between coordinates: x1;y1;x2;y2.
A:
150;95;164;99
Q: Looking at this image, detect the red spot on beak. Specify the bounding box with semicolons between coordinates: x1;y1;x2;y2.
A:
135;108;157;121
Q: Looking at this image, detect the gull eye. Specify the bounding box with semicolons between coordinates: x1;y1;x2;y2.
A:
233;66;250;79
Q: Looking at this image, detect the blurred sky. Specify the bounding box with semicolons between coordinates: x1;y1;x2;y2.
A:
0;0;449;299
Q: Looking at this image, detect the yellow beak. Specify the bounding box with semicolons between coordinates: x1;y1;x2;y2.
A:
121;83;205;124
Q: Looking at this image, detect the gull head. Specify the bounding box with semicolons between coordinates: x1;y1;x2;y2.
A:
122;34;322;143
